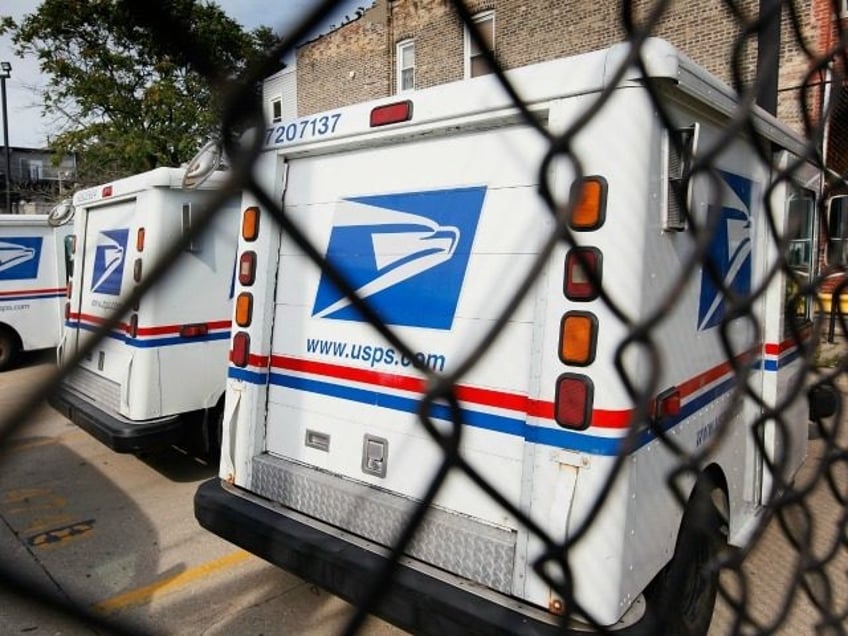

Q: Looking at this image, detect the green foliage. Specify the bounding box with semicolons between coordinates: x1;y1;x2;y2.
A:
0;0;280;185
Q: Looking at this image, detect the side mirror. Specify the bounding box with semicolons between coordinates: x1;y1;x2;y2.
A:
826;194;848;267
47;199;74;227
63;234;75;280
182;140;224;190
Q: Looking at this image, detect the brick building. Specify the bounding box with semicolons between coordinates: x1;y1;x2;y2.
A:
287;0;844;169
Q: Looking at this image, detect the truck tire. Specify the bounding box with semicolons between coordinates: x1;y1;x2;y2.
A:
0;328;20;372
643;476;727;635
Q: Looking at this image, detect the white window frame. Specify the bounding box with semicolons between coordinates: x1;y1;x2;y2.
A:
396;39;415;92
271;97;283;123
464;11;495;79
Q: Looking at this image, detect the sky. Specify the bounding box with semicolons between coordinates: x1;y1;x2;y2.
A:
0;0;366;148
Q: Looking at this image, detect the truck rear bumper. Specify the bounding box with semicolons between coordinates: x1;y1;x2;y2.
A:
194;477;575;636
48;384;183;453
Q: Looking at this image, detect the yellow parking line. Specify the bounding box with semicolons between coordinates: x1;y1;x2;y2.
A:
93;550;251;613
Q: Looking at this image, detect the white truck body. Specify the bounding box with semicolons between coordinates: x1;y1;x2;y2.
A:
195;39;825;633
50;167;239;456
0;214;71;370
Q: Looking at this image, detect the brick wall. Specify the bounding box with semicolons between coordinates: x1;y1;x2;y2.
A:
297;0;824;140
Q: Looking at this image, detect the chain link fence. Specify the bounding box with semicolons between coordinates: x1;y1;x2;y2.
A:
2;0;848;634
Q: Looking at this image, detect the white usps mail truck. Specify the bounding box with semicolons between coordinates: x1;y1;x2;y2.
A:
194;39;834;634
50;167;239;459
0;213;72;370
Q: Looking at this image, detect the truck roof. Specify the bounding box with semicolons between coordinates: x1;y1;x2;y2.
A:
72;166;231;207
0;214;52;227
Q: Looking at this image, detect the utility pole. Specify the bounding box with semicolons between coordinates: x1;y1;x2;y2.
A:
0;62;11;213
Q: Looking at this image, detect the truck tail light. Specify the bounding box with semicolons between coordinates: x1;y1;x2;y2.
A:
232;332;250;367
555;374;593;430
136;227;145;252
370;100;412;127
242;207;260;241
559;312;598;366
564;247;602;301
180;323;209;338
569;177;607;230
64;302;70;321
128;314;138;338
239;251;256;286
235;293;253;327
102;185;113;197
67;280;72;299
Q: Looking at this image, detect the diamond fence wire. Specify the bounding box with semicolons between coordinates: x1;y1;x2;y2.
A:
1;0;848;634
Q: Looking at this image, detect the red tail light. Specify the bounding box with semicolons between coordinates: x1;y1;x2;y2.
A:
66;281;72;299
128;314;138;338
239;251;256;286
64;302;70;321
555;374;593;430
232;332;250;367
564;247;602;301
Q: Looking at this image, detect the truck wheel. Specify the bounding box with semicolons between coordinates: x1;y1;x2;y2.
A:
643;476;726;635
0;328;20;372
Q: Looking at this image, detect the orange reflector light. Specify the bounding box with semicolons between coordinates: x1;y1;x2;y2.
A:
559;312;598;366
242;207;260;241
136;228;145;252
555;374;593;430
180;323;209;338
128;314;138;338
570;177;607;231
66;281;72;299
102;185;113;197
239;251;256;286
370;100;413;127
235;293;253;327
232;332;250;367
64;302;70;321
133;258;142;283
564;247;602;301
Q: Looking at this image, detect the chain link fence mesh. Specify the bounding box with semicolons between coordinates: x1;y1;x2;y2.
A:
2;0;848;634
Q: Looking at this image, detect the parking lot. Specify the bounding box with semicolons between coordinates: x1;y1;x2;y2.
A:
0;350;845;635
0;352;404;636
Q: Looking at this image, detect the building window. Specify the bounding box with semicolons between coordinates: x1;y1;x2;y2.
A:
27;160;43;182
465;11;495;78
397;40;415;92
271;97;282;123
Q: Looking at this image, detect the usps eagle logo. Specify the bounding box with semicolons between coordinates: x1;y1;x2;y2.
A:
91;229;129;296
698;171;755;331
312;186;487;330
0;237;42;280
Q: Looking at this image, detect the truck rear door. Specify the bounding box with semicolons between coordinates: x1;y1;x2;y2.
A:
67;198;139;416
261;121;553;568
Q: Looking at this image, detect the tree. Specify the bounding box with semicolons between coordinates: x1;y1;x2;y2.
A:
0;0;280;186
